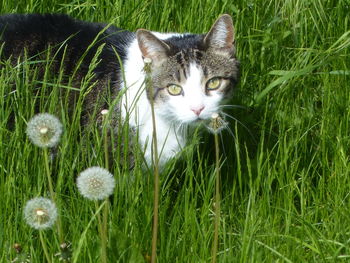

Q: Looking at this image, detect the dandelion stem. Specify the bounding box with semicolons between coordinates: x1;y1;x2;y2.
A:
43;148;55;200
101;199;109;263
39;231;52;263
94;201;103;231
43;148;64;243
211;124;221;263
101;113;110;263
95;200;107;263
144;58;160;263
102;110;110;171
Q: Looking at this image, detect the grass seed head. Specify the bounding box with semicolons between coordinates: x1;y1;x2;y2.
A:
26;113;63;148
24;197;58;230
76;166;115;200
101;109;109;115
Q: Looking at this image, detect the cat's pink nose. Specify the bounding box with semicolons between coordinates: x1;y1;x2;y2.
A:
191;106;205;116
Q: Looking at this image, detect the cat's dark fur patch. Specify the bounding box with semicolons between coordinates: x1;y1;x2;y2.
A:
0;14;133;69
0;14;135;122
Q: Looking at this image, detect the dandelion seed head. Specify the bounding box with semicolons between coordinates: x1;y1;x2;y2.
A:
205;112;228;134
76;166;115;200
55;242;72;261
24;197;57;230
13;243;22;253
11;243;31;263
26;113;63;148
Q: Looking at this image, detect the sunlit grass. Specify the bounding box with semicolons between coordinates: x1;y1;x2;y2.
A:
1;0;350;262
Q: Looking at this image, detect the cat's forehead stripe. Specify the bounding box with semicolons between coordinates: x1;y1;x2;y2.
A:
182;67;187;80
203;66;208;78
174;49;203;63
173;68;187;82
172;49;205;81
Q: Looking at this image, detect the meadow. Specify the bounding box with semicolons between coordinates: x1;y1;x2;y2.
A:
1;0;350;262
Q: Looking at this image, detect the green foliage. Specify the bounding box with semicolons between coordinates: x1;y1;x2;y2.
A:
1;0;350;262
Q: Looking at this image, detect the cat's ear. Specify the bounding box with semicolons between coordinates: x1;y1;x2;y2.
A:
136;29;170;63
203;14;235;56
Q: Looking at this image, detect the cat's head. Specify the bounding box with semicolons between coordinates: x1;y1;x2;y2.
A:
136;14;239;125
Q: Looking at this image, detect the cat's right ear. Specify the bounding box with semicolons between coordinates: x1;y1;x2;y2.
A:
136;29;170;64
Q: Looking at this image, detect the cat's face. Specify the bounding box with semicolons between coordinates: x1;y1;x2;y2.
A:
137;15;239;125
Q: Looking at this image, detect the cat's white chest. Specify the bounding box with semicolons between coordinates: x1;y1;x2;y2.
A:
120;39;185;166
139;115;185;166
121;91;186;166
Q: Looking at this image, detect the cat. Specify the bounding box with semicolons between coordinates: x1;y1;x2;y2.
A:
0;13;239;167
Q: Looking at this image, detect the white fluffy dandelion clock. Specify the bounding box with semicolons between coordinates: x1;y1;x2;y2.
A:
76;166;116;200
26;113;63;148
24;197;58;230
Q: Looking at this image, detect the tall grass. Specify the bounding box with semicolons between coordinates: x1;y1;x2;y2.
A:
1;0;350;262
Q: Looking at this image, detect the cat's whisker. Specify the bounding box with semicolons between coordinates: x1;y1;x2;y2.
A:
176;123;183;134
220;112;257;143
219;132;227;157
222;123;237;142
219;104;247;110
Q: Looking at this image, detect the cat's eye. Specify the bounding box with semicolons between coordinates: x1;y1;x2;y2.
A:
167;84;183;96
206;77;222;91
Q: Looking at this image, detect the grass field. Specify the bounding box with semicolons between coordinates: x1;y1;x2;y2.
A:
1;0;350;262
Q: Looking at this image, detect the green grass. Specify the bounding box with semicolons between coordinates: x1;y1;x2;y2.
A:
1;0;350;262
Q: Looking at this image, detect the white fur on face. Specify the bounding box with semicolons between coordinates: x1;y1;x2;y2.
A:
121;33;230;167
121;36;187;166
157;63;223;124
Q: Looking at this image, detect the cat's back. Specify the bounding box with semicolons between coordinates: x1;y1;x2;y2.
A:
0;13;122;43
0;14;98;54
0;13;80;32
0;13;134;65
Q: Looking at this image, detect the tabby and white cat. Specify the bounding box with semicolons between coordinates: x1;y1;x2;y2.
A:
0;14;239;167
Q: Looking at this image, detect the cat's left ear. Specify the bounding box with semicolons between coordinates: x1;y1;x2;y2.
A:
136;29;170;64
203;14;235;56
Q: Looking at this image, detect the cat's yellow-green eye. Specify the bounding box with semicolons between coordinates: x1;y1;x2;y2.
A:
167;84;183;96
206;77;222;91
